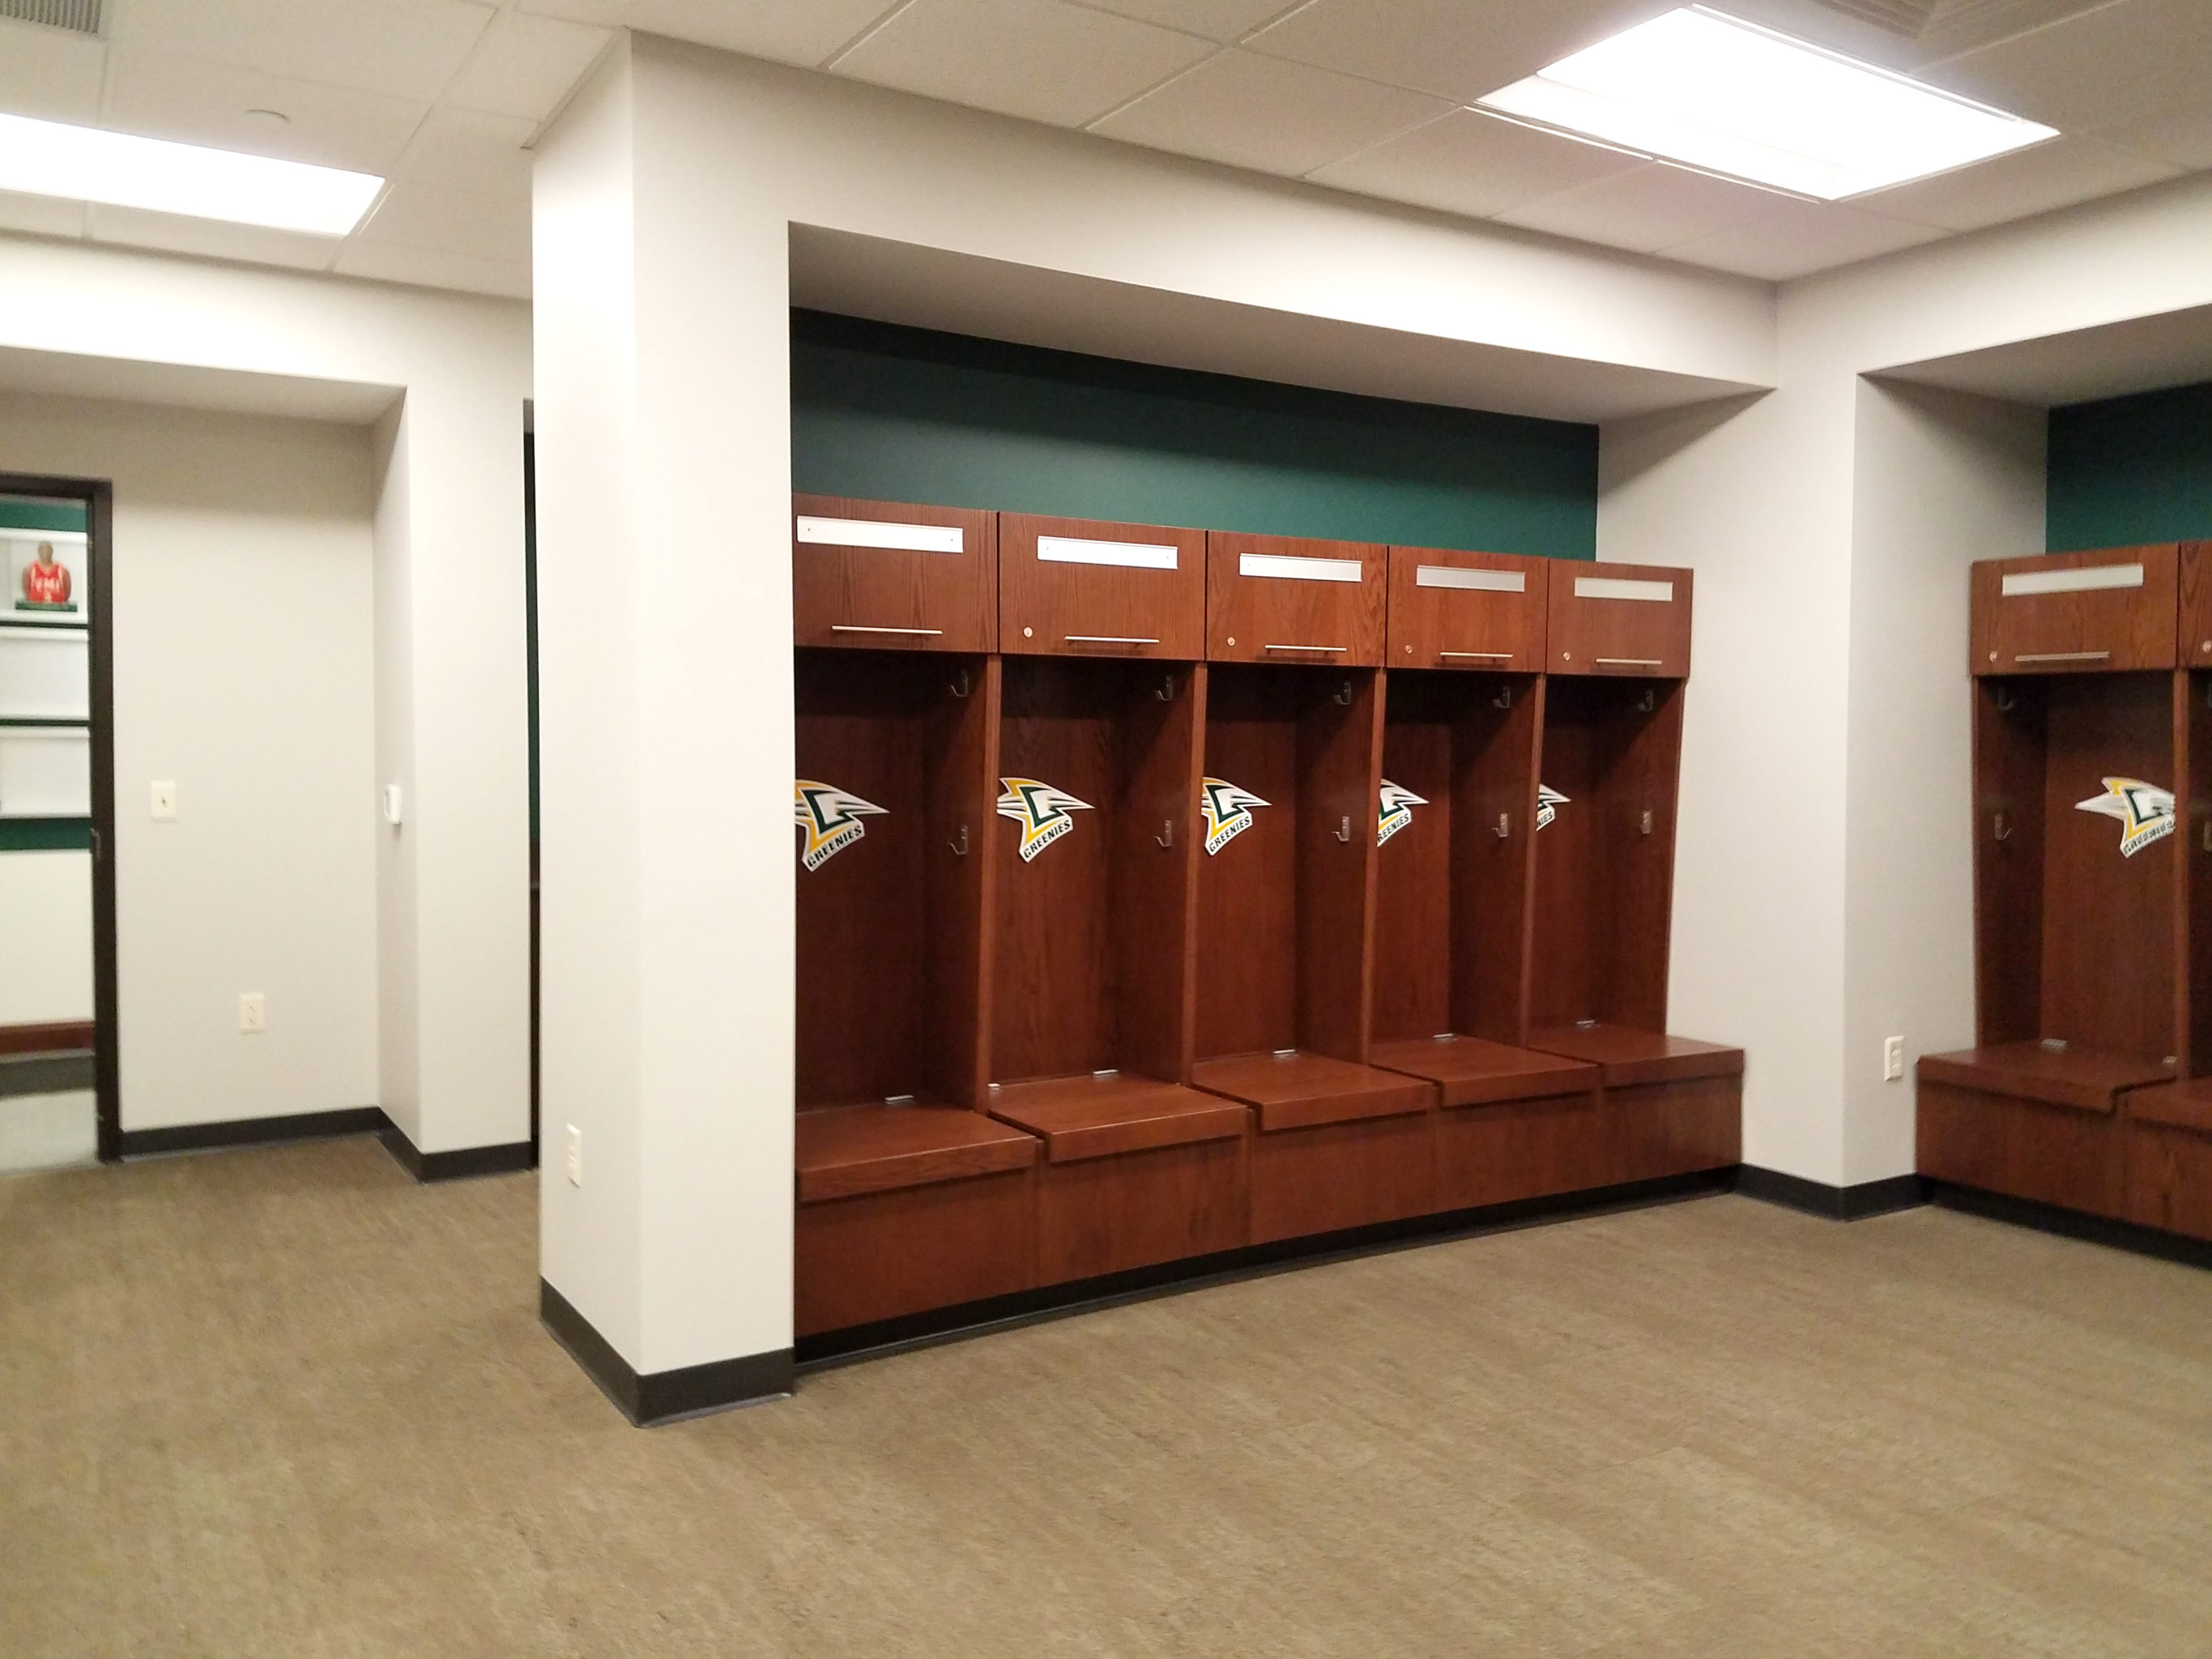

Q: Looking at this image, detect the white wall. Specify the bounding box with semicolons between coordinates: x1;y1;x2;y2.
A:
534;35;1783;1376
0;390;377;1128
0;850;91;1026
0;234;534;1155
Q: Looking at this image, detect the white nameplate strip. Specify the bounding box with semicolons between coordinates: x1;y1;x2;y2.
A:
1037;535;1178;571
1240;553;1362;583
795;516;964;554
2001;563;2144;598
1575;577;1673;603
1417;565;1524;594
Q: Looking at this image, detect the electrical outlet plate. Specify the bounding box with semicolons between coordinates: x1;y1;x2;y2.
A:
565;1124;582;1187
239;992;266;1034
1882;1035;1903;1081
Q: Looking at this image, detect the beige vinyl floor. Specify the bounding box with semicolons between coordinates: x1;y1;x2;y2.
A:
3;1136;2210;1657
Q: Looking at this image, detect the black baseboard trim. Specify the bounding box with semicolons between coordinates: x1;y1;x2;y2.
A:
377;1128;535;1183
1734;1165;1928;1221
540;1279;795;1425
796;1166;1735;1371
117;1106;388;1158
1926;1181;2212;1273
0;1049;96;1099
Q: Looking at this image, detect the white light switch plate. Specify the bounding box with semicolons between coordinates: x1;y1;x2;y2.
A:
151;780;177;820
565;1124;582;1187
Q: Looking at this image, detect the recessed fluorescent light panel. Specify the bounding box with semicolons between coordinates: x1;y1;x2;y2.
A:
1477;7;2057;200
0;113;382;235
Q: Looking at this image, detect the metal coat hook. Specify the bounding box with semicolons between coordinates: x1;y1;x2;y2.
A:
1494;812;1510;839
1155;820;1174;849
1333;815;1353;843
1332;680;1354;706
948;667;972;699
1492;685;1513;710
1639;809;1654;836
948;824;970;856
1154;676;1176;702
1637;689;1656;713
1995;687;2017;712
1993;812;2011;842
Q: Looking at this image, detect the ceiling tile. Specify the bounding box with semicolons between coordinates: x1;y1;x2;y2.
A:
1656;199;1947;282
335;237;530;300
2095;104;2212;174
86;203;340;273
358;181;532;265
102;50;428;175
0;190;87;241
389;109;536;202
516;0;901;67
1494;162;1784;255
110;0;495;104
1920;0;2212;134
832;0;1216;128
444;9;612;121
1069;0;1300;42
1308;109;1646;220
1090;49;1448;178
1244;0;1673;104
1855;136;2181;233
0;18;106;124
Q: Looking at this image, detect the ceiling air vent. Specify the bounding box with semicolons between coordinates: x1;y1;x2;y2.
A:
0;0;102;34
1812;0;1941;30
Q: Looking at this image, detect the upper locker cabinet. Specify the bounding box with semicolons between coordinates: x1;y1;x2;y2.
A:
1546;561;1691;677
1971;545;2180;675
791;494;996;653
1386;546;1547;672
997;514;1207;659
1206;532;1387;666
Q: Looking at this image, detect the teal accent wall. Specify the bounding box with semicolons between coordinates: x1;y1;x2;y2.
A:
2048;382;2212;552
0;496;87;533
791;311;1599;560
0;818;90;852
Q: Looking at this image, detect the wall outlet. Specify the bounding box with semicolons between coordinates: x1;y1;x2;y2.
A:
239;992;266;1034
1882;1034;1904;1082
565;1124;582;1188
151;780;177;820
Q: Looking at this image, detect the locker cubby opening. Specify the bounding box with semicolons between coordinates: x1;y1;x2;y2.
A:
1927;671;2180;1107
1366;669;1592;1107
1190;663;1427;1136
794;647;993;1115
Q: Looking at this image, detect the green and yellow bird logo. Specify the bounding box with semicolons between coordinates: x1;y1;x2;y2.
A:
997;778;1093;862
794;779;888;872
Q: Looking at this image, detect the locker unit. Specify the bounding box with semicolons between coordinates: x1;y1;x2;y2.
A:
1922;542;2212;1242
791;497;1744;1346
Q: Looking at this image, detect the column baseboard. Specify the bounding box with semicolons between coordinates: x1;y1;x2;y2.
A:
1734;1165;1928;1220
540;1280;795;1426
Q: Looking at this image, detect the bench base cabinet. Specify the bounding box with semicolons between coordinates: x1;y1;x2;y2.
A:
790;501;1739;1346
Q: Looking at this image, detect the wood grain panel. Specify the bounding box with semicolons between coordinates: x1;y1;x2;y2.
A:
1385;546;1547;672
1434;1089;1609;1210
795;1103;1039;1202
2124;1092;2212;1241
1298;667;1381;1061
2038;672;2175;1062
1194;664;1301;1058
1453;675;1543;1045
792;494;995;653
1115;662;1202;1085
0;1020;94;1056
795;1166;1035;1337
930;655;996;1107
1370;1034;1596;1108
1375;684;1453;1044
1526;1024;1743;1088
1192;1050;1430;1130
1249;1112;1435;1243
1971;544;2179;676
1609;1077;1742;1182
1973;677;2047;1047
1916;1042;2171;1115
2186;671;2212;1075
998;513;1206;659
1035;1138;1248;1283
1545;560;1691;677
2178;543;2212;672
989;1072;1247;1162
1206;532;1387;667
1916;1077;2125;1218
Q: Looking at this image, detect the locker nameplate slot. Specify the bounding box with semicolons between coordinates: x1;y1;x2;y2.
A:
795;516;965;554
1239;553;1362;583
1416;565;1524;593
1037;535;1178;570
2000;563;2143;597
1574;577;1673;603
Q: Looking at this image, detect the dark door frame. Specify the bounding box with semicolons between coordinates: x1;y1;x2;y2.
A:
0;471;119;1160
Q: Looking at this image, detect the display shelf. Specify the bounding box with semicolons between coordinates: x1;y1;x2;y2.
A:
792;493;996;653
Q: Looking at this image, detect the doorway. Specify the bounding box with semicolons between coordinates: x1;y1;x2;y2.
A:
0;475;117;1170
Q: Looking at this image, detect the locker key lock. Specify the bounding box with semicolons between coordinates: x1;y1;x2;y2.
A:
1023;627;1034;638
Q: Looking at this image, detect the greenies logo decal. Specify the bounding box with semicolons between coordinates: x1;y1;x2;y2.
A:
1377;780;1426;845
2075;776;2173;857
1536;785;1567;830
794;779;887;872
1200;777;1269;855
997;778;1093;862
